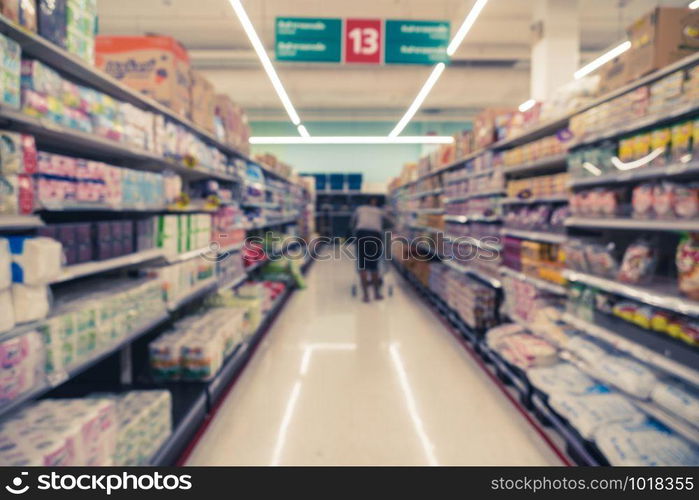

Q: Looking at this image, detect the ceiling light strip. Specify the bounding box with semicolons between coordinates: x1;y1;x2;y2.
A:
518;99;537;113
229;0;301;125
446;0;490;56
249;136;455;145
388;63;446;138
574;40;631;80
297;125;310;138
690;1;699;10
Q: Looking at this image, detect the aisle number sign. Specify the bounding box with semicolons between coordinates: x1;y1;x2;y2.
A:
275;18;343;63
345;19;382;64
275;17;449;65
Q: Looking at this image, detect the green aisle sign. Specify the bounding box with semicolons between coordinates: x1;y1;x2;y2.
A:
275;17;342;63
384;20;450;65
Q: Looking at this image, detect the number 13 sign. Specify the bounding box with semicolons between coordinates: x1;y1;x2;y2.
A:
344;19;382;64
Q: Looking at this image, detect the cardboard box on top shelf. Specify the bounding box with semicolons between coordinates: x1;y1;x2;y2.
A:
189;70;216;134
597;50;633;96
626;7;699;82
95;35;192;118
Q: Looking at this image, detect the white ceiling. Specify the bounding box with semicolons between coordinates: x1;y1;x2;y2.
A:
97;0;690;123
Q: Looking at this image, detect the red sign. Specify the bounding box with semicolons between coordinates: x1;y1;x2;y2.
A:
344;19;382;64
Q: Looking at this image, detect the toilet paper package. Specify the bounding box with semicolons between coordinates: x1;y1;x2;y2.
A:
651;380;699;425
38;313;77;374
6;236;63;285
11;284;50;323
594;355;658;400
0;289;15;334
527;363;598;396
549;392;645;440
0;331;45;405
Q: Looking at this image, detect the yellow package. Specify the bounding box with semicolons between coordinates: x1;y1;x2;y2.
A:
618;138;635;162
672;121;693;161
632;132;652;160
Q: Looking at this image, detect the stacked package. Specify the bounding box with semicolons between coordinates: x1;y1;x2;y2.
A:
485;324;558;370
66;0;97;63
149;308;246;381
0;131;36;216
0;390;172;466
33;152;167;211
503;274;564;324
0;330;45;409
113;391;172;466
0;397;118;466
0;32;21;109
39;278;166;377
3;236;63;329
156;214;213;258
148;258;215;307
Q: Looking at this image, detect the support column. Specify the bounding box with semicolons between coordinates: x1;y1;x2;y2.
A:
530;0;580;101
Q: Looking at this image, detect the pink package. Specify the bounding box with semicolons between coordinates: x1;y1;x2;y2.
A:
20;135;37;175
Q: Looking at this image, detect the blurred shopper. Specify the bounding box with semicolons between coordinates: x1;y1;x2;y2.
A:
351;198;385;303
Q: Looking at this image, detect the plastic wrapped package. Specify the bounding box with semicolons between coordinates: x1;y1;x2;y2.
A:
650;381;699;425
594;355;658;399
618;239;657;285
677;233;699;301
0;330;45;407
566;336;610;365
6;236;63;285
527;363;598;396
11;284;50;323
113;390;172;466
490;332;558;370
549;392;645;440
594;420;699;466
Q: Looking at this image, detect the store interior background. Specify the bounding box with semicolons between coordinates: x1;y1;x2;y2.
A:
96;0;690;187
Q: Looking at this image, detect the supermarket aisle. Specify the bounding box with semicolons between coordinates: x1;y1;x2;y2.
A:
186;250;563;466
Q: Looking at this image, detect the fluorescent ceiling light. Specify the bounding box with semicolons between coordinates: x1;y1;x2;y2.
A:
389;63;446;137
297;125;310;138
447;0;489;56
690;0;699;9
250;136;455;145
574;40;631;80
518;99;537;113
229;0;301;125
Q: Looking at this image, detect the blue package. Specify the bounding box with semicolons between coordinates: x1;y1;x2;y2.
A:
37;0;67;49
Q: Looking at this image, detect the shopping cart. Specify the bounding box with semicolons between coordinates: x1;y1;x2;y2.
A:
350;232;394;299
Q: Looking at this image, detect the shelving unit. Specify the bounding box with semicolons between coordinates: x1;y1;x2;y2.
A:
502;154;568;176
501;228;567;244
568;161;699;188
565;217;699;232
499;194;568;206
500;266;567;295
0;216;45;230
53;248;166;283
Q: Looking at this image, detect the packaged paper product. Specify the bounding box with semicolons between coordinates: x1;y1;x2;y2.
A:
113;390;172;466
6;236;63;285
494;333;558;370
650;381;699;425
149;332;187;380
11;284;50;323
0;289;14;333
527;363;598;396
0;427;75;466
595;420;699;466
549;392;645;440
181;331;224;380
485;323;525;347
0;330;44;405
594;355;658;399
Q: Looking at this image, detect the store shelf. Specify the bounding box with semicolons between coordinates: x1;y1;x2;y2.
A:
0;215;44;230
444;214;501;224
407;208;445;215
241;201;280;209
500;194;568;206
568;160;699;188
563;270;699;317
444;234;502;252
445;188;506;204
148;383;209;466
565;217;699;232
443;260;502;288
247;216;299;230
530;393;601;466
562;313;699;387
493;116;571;151
403;188;443;200
166;278;218;311
500;267;568;295
165;247;212;264
572;100;699;148
53;248;166;283
0;105;239;184
501;228;567;244
0;312;170;420
409;224;444;234
502;154;569;177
